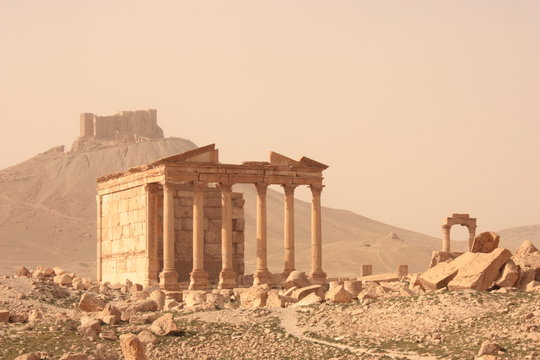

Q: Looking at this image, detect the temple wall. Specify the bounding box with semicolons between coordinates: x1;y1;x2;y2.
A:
100;186;148;285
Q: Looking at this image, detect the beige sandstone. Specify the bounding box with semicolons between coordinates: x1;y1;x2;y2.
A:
357;273;399;283
343;280;362;297
14;353;49;360
471;231;500;253
495;259;520;288
428;251;464;268
120;333;147;360
291;284;324;301
149;289;166;310
205;292;225;309
293;292;323;307
326;285;353;303
150;313;180;336
0;309;9;323
16;266;30;277
127;299;158;313
78;293;106;312
101;304;122;325
447;248;512;291
418;252;476;290
77;318;101;338
184;290;207;308
138;329;159;346
478;341;503;356
283;271;311;290
240;287;268;308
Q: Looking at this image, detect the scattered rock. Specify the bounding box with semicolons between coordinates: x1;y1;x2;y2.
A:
150;313;181;336
16;266;31;277
120;333;147;360
471;231;500;253
478;341;503;356
138;329;159;346
127;299;158;313
283;271;311;290
495;259;520;288
54;273;73;286
239;287;267;308
78;293;106;312
101;304;122;325
325;285;353;303
0;309;9;323
77;318;101;338
293;292;323;307
206;292;225;309
184;291;207;308
14;353;49;360
291;285;324;301
149;290;166;310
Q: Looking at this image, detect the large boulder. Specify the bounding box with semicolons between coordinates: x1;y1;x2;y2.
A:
184;291;207;308
495;259;520;288
428;251;464;268
291;285;324;301
78;293;106;312
283;271;311;290
447;248;512;291
418;252;476;290
325;285;353;303
292;292;323;307
101;304;122;325
150;313;180;336
120;333;146;360
512;240;540;281
127;299;158;313
149;290;166;311
471;232;500;253
77;318;101;338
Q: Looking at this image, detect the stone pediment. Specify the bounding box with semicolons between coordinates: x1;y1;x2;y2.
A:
152;144;219;165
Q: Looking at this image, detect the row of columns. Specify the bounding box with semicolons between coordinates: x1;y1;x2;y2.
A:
157;181;327;291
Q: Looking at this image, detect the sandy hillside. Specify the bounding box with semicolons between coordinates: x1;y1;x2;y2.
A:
0;138;536;279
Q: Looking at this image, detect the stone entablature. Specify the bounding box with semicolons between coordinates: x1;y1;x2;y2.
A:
441;213;477;252
97;144;329;291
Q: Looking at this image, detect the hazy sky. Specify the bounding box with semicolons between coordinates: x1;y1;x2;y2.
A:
1;0;539;237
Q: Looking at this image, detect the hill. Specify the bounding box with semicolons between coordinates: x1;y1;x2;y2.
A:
0;138;463;279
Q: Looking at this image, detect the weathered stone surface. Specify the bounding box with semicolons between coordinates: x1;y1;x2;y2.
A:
325;285;353;303
418;252;476;290
184;291;207;308
283;271;311;290
9;312;29;323
149;290;166;310
292;292;323;307
77;318;101;338
14;353;49;360
0;309;9;323
54;273;73;286
291;285;324;301
265;291;285;308
53;267;66;275
471;232;500;253
205;293;225;309
240;287;267;308
120;333;147;360
495;259;519;288
343;280;362;298
127;299;158;313
101;304;122;325
428;251;464;268
517;269;537;291
78;293;106;312
28;309;43;322
512;240;540;275
164;298;180;310
16;266;30;277
138;329;159;346
526;280;540;293
448;248;512;291
478;341;503;356
150;313;180;336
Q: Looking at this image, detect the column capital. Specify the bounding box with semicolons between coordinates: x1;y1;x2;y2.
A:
309;184;324;196
162;181;176;192
192;181;207;192
282;183;298;195
255;183;269;195
441;224;451;230
144;183;160;193
218;182;234;193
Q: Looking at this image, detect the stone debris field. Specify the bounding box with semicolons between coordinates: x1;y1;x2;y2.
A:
1;238;539;360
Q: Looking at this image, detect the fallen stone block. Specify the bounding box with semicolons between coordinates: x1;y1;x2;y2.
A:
138;329;159;346
526;281;540;293
448;248;512;291
240;287;267;308
101;304;122;325
471;232;500;253
149;290;166;311
418;252;476;290
343;280;362;298
325;285;353;303
266;291;285;308
184;290;207;308
478;341;503;356
127;299;158;313
283;271;311;290
291;285;324;301
206;293;225;309
0;309;9;323
78;293;106;312
495;259;519;288
9;312;29;323
54;273;73;286
357;273;399;283
292;292;323;307
77;318;101;338
16;266;30;277
120;333;147;360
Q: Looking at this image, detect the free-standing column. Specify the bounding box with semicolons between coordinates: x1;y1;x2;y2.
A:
309;184;327;284
159;182;180;290
442;225;451;252
218;182;236;289
282;184;297;277
145;183;160;287
189;181;209;290
468;225;477;251
254;183;271;285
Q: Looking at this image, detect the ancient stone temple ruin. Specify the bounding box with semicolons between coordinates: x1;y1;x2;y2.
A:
97;144;329;290
72;109;164;151
441;213;477;251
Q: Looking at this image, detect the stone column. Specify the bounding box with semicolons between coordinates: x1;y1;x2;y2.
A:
254;183;271;285
96;194;103;283
282;184;297;277
159;182;180;290
309;184;327;284
468;225;477;251
189;181;209;290
144;183;159;287
441;225;451;252
218;182;236;289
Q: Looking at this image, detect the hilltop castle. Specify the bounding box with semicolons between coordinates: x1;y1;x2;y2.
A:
71;109;164;151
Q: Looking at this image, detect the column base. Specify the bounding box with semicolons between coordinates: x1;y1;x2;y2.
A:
309;270;327;285
253;269;271;285
217;269;237;289
159;269;180;290
189;270;209;290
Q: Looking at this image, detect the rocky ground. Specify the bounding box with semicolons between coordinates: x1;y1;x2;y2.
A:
0;268;539;360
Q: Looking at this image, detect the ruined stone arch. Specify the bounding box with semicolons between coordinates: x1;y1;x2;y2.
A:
441;214;477;252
